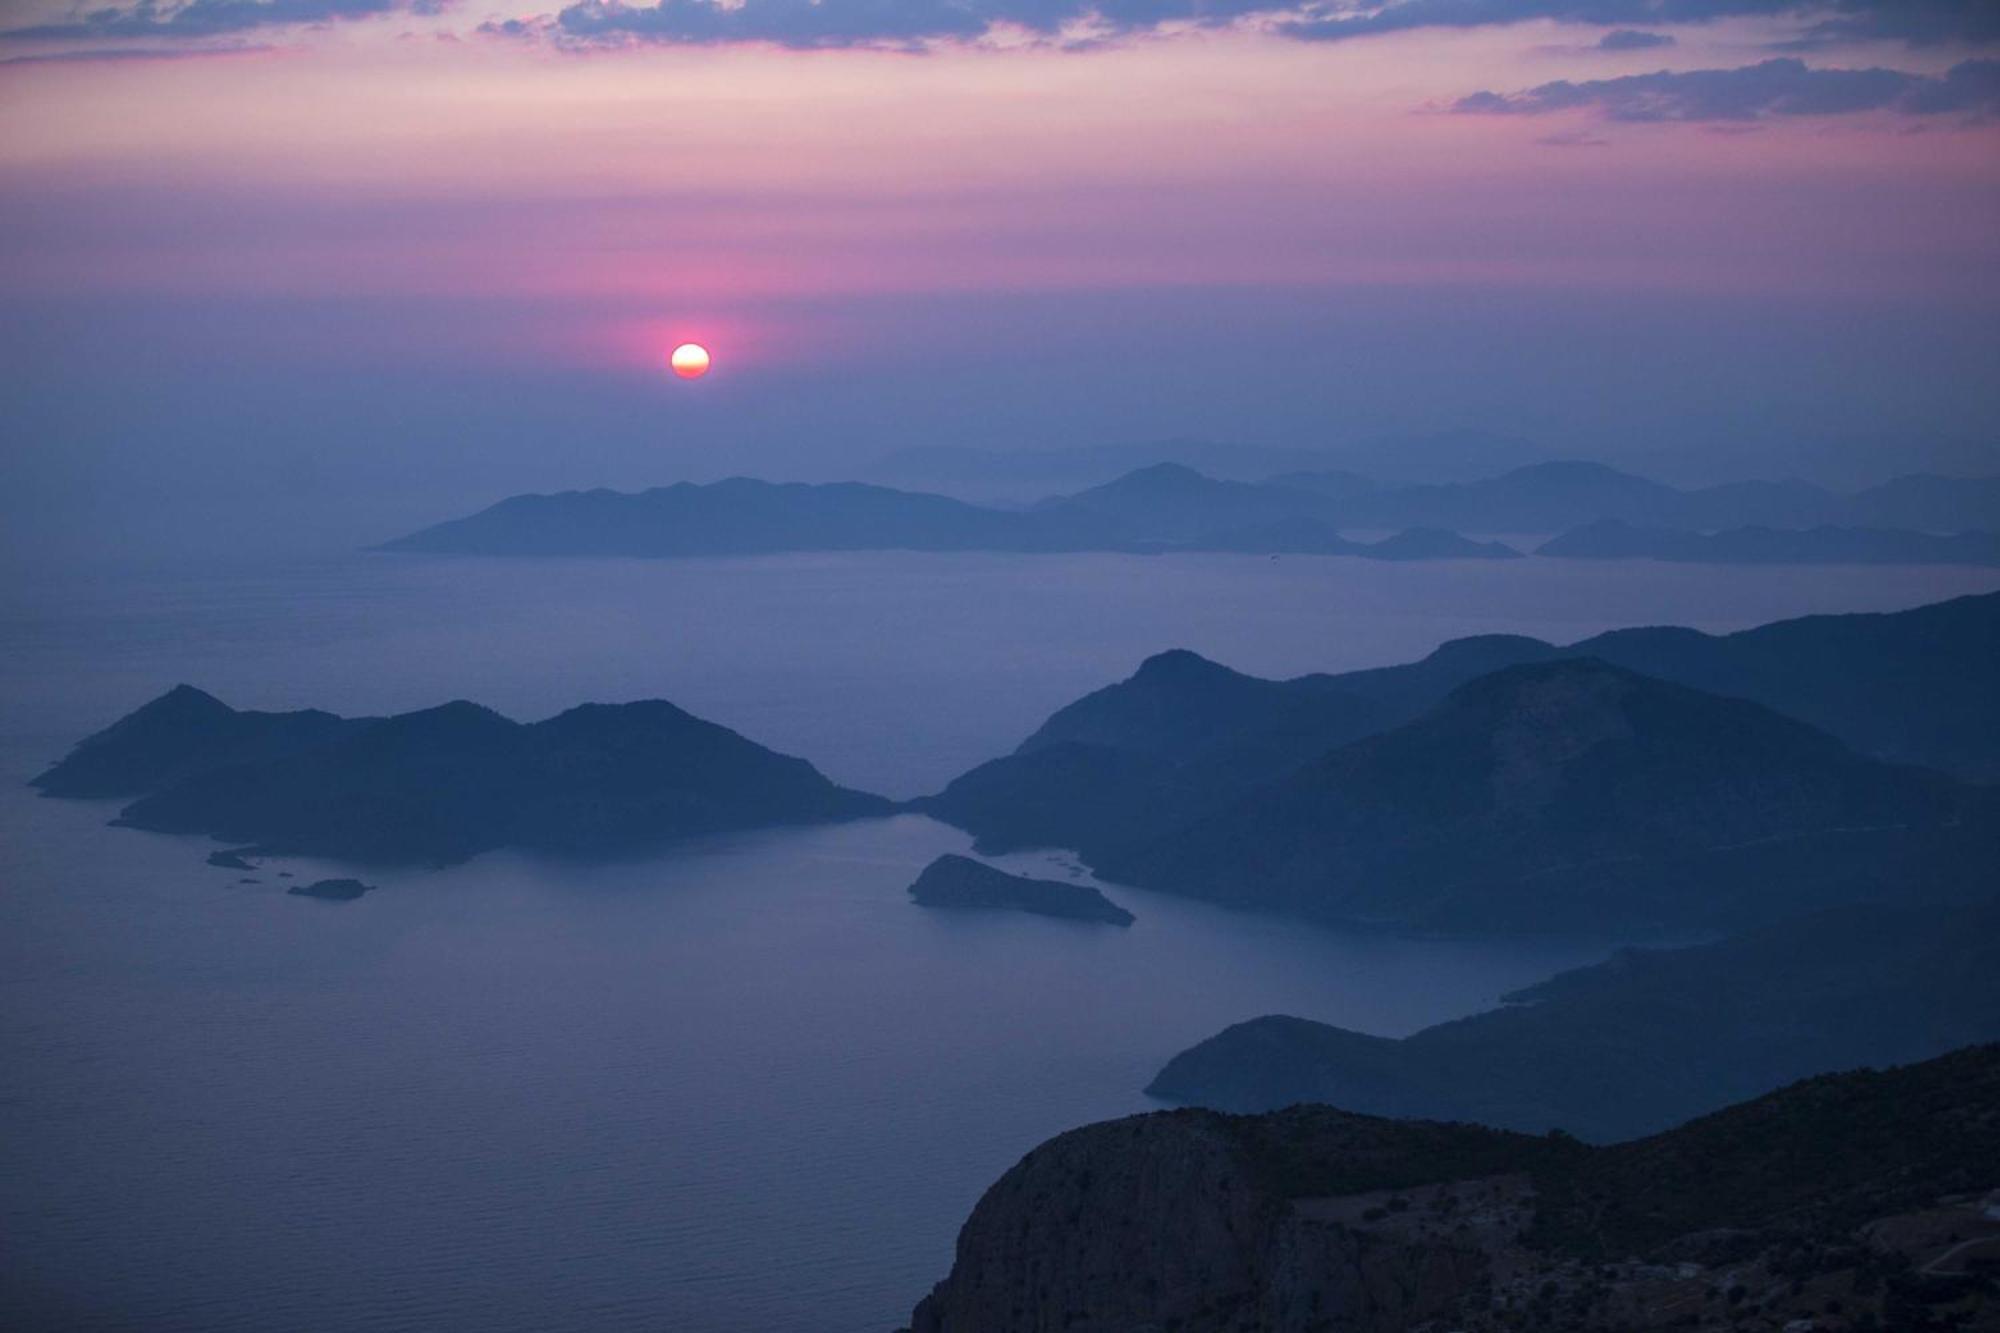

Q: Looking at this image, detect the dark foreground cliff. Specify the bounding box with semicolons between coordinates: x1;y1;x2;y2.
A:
907;1044;2000;1332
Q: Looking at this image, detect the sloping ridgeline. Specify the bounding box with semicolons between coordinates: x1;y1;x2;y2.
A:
387;461;2000;559
379;466;1516;559
908;1045;2000;1333
917;591;2000;932
33;687;889;865
1147;896;2000;1141
1099;656;1988;934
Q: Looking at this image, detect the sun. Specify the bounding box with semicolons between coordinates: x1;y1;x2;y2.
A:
670;343;711;379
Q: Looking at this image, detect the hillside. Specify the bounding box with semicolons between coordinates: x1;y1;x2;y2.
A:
907;1045;2000;1333
36;688;890;865
1100;657;1981;933
918;591;2000;868
384;466;1539;560
1147;897;2000;1140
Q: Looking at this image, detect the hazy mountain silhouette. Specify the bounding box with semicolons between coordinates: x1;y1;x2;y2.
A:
381;465;1528;560
1278;460;2000;534
918;591;2000;870
1148;897;2000;1140
1182;517;1520;558
865;430;1542;493
1099;658;1984;934
29;684;359;799
1848;471;2000;531
909;1044;2000;1333
385;461;2000;560
1541;519;2000;565
1022;463;1345;546
1282;459;1686;531
916;650;1387;860
381;478;1024;557
36;688;889;864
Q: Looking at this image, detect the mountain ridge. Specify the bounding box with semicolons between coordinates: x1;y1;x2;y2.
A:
1096;656;1981;933
917;590;2000;881
381;461;2000;559
1146;896;2000;1140
35;688;891;865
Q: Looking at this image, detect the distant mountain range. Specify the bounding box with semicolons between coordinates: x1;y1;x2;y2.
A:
1277;459;2000;534
1542;518;2000;565
33;685;888;864
918;591;2000;933
1148;896;2000;1141
381;465;1523;560
381;460;2000;561
863;430;1548;493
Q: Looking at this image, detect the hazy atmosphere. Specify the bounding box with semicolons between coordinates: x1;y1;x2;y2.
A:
4;0;1998;563
3;1;1999;1330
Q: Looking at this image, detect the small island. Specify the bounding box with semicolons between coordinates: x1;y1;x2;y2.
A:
288;878;375;901
907;854;1135;926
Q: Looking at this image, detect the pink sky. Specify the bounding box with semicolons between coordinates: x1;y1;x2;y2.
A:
0;0;1994;546
4;15;1995;333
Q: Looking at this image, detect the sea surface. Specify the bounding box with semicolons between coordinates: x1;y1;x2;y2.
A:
3;550;1994;1331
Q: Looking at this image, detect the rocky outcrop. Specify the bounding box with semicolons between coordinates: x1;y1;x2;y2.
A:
910;1111;1512;1333
909;1045;2000;1333
907;855;1134;925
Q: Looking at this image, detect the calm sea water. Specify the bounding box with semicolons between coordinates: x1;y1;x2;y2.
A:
3;550;1994;1331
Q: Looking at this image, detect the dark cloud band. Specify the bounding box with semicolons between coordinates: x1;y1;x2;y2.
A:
1282;0;1999;48
0;0;436;42
7;0;1996;58
535;0;2000;49
1456;56;2000;121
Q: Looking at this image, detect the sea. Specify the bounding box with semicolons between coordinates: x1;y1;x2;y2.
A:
3;548;1994;1331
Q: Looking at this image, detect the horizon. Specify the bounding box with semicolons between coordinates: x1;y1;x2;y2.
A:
3;0;1998;569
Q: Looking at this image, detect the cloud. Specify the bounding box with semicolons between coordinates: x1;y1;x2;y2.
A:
1788;0;2000;50
471;0;1333;49
0;40;273;61
1598;27;1672;50
1280;1;2000;49
17;0;1997;55
490;0;2000;53
0;0;440;42
1455;56;2000;122
521;0;1292;49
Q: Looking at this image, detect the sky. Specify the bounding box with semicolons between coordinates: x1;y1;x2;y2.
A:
0;0;1996;560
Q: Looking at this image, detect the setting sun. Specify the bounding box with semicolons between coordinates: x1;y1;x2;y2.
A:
670;343;711;379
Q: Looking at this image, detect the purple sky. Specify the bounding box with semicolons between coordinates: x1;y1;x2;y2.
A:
1;0;1996;560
